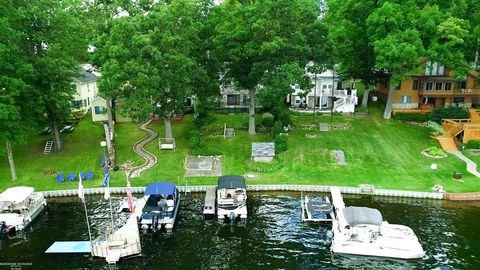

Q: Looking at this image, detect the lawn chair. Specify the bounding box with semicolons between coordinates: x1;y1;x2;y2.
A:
67;172;75;182
85;171;94;180
56;173;65;183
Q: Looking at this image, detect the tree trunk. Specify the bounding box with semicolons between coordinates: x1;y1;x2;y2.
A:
313;74;317;124
103;123;113;154
52;122;63;151
106;97;115;138
361;89;370;107
475;37;479;70
164;117;173;139
6;140;17;181
248;88;256;135
383;81;395;120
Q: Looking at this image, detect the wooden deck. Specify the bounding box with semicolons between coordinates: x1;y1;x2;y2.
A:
91;198;146;264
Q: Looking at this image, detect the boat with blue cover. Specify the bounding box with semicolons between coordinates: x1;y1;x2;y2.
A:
138;182;180;232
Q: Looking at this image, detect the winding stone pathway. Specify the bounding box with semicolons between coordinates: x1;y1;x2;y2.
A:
129;119;158;178
447;150;480;178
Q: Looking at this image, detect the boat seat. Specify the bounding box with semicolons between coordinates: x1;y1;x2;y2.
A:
166;200;174;212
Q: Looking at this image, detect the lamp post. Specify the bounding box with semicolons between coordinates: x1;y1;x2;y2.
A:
330;69;335;124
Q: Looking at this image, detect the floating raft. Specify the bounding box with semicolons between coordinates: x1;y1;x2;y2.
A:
45;241;91;253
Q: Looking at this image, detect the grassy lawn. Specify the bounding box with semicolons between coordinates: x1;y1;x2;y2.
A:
1;104;479;193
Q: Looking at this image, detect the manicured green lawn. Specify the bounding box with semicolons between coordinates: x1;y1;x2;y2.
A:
1;104;479;192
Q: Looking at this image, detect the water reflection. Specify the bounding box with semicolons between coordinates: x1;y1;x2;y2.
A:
0;192;479;269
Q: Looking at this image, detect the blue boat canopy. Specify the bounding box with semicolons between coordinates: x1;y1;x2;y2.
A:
218;175;246;189
144;181;176;196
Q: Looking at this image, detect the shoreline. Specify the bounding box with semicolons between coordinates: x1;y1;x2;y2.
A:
41;184;448;200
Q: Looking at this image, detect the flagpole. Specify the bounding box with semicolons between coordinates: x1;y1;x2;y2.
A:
83;198;93;255
79;173;93;255
104;167;114;230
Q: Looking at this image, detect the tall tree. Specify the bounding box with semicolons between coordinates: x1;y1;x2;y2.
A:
0;0;35;180
366;1;424;119
99;0;207;139
212;0;323;135
19;0;89;151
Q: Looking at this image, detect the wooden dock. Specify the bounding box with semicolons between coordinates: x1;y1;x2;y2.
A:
203;186;216;216
91;197;146;264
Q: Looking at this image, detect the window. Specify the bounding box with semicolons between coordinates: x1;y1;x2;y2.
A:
457;81;466;89
72;100;82;109
94;106;102;115
328;85;333;89
412;80;422;90
425;61;445;76
396;81;402;90
400;96;411;103
322;85;327;89
226;94;240;106
425;82;433;91
444;82;452;91
435;82;443;91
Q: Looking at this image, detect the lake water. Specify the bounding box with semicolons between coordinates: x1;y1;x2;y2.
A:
0;192;479;270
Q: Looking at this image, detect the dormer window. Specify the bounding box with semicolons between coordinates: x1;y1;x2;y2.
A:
425;61;445;76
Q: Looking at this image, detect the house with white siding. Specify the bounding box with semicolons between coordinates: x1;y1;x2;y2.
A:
71;66;99;117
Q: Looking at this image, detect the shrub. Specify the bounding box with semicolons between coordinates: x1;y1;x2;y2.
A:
394;113;428;122
424;146;446;157
465;140;480;149
261;112;274;127
189;129;201;149
428;106;468;123
275;134;288;153
272;121;283;137
278;110;292;126
245;156;284;173
426;121;444;136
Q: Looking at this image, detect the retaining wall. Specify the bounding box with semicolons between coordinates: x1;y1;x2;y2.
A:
444;192;480;201
41;185;444;200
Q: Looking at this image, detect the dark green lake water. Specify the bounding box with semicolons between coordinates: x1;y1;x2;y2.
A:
0;192;479;270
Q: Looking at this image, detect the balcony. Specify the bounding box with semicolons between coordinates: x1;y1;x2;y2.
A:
418;88;480;96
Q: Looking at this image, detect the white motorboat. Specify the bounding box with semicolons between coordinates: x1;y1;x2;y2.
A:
0;186;46;233
217;175;247;221
330;187;425;259
138;182;180;231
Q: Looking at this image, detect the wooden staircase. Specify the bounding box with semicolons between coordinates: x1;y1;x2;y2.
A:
468;109;480;123
435;135;458;151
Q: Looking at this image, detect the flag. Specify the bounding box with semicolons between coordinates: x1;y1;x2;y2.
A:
78;173;85;203
126;176;134;214
103;167;110;200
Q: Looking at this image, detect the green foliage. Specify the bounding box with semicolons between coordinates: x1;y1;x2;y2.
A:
261;113;274;128
189;129;201;149
465;140;480;149
245;156;284;173
393;113;428;122
428;106;469;122
424;146;446;157
190;146;222;156
275;134;288;153
426;121;445;136
272;121;283;138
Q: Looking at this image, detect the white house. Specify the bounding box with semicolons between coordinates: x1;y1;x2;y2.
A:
289;70;358;113
71;66;99;117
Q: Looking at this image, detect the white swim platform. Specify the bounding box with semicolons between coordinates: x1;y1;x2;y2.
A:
45;241;91;253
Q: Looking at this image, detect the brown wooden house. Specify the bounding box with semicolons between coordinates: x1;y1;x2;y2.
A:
376;61;480;113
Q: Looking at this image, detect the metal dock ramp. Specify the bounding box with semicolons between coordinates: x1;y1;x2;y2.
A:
203;186;216;216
